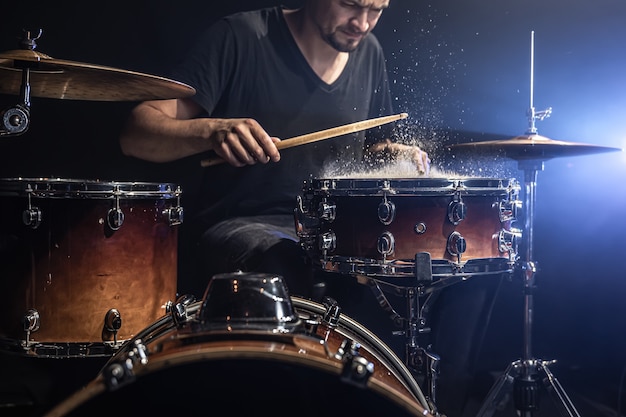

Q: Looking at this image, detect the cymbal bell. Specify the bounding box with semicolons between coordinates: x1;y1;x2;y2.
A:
449;133;622;161
0;49;195;101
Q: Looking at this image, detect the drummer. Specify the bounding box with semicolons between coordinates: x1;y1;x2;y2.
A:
117;2;512;416
119;0;429;299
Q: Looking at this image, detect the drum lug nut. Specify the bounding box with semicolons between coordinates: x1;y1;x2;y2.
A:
102;308;122;344
337;339;374;388
107;208;125;231
318;201;336;222
499;228;522;254
377;199;395;225
22;207;42;229
377;231;395;257
447;231;466;260
318;231;336;252
165;206;184;226
447;199;467;225
499;199;522;222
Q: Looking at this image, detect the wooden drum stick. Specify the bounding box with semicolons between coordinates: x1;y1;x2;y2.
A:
200;112;409;167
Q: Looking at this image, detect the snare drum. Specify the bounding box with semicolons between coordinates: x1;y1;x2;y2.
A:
295;177;522;279
0;178;183;357
43;272;433;417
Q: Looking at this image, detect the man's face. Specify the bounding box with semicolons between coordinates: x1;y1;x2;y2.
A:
311;0;389;52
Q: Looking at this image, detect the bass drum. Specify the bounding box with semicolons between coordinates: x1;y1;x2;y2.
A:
44;273;433;417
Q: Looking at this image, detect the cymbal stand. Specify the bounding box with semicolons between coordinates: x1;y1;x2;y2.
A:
476;30;581;416
475;159;581;417
0;29;38;137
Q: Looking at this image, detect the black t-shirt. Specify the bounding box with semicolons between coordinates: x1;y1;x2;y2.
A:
171;6;394;230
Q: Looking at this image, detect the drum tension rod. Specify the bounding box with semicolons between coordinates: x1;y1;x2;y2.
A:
107;185;125;230
102;339;148;391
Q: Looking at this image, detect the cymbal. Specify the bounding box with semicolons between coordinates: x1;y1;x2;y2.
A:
449;133;622;161
0;49;195;101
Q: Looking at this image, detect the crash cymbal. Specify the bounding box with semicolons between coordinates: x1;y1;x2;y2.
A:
449;133;622;161
0;49;195;101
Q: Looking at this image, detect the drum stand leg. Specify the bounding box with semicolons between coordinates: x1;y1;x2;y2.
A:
368;279;441;413
404;286;441;407
476;162;582;417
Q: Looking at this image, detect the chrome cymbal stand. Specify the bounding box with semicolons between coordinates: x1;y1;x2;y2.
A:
475;159;581;417
476;31;582;416
1;29;38;137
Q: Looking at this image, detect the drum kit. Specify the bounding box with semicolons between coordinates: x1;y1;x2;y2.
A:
0;29;622;417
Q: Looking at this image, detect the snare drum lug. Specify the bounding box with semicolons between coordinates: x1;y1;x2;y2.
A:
22;207;42;229
447;199;467;225
498;228;523;254
377;199;396;225
164;206;184;226
377;231;395;257
106;208;125;231
499;199;522;222
318;201;336;222
318;231;336;252
447;231;466;260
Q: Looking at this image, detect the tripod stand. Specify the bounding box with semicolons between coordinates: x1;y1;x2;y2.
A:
450;30;621;416
475;159;582;417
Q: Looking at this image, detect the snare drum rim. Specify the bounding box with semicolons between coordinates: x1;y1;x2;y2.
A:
305;177;519;197
0;177;182;199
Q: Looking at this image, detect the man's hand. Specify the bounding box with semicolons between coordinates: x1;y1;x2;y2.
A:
210;118;281;167
369;139;431;175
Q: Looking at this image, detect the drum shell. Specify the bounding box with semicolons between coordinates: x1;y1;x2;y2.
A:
329;191;507;261
297;177;520;277
0;178;180;350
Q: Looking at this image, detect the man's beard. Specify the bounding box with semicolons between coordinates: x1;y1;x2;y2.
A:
325;31;362;53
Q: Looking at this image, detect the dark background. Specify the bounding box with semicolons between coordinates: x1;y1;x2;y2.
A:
1;0;625;414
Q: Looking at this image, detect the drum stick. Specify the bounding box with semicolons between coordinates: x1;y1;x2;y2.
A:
199;112;409;167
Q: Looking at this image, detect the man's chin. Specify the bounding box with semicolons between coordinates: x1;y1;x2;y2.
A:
327;33;362;52
334;40;360;53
